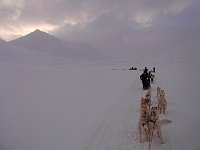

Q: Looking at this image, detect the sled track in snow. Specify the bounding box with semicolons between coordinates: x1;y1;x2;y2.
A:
83;75;141;150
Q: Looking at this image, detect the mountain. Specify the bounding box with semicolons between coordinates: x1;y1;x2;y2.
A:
10;29;106;61
0;38;59;64
0;39;18;61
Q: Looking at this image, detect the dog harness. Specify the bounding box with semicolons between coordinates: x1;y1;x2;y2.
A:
150;111;157;124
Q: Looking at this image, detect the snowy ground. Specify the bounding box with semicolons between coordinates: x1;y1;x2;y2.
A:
0;58;199;150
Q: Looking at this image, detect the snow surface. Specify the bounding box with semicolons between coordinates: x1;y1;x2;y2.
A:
0;54;199;150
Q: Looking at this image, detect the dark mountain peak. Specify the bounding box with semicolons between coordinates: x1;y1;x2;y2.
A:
31;29;48;35
10;29;62;47
26;29;55;38
35;29;41;32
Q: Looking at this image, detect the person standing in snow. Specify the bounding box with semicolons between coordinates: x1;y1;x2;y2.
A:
140;68;149;90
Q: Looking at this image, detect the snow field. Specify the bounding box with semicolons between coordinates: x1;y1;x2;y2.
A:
0;59;199;150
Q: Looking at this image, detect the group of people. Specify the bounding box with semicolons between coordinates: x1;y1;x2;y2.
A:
140;67;155;90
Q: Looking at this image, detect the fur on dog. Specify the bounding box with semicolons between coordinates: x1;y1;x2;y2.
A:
140;97;150;109
145;89;151;100
145;90;151;109
148;107;171;145
149;118;172;145
138;105;171;149
140;97;147;108
150;106;159;122
140;104;150;120
138;86;171;149
158;97;167;114
150;72;155;82
138;114;149;143
160;89;165;98
138;101;150;143
157;89;167;114
157;86;161;98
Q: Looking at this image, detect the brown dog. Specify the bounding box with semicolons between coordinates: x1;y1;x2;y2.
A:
156;88;167;114
148;106;172;147
138;102;150;143
160;89;165;98
157;86;161;98
148;106;162;145
145;90;151;109
158;98;167;114
138;114;149;143
138;105;171;148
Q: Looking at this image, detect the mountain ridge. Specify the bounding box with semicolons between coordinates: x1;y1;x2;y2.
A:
10;29;107;61
0;37;60;63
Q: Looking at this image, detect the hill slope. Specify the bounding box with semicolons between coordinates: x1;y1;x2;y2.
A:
10;29;106;61
0;39;59;63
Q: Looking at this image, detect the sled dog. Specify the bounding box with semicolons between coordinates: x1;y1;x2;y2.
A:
149;119;172;145
148;106;171;146
145;90;151;109
157;89;167;114
149;71;155;82
138;105;150;143
158;97;167;114
138;101;150;143
140;97;150;109
157;86;161;98
160;89;165;99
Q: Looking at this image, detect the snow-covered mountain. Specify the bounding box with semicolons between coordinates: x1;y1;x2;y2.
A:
10;29;106;61
0;38;60;64
0;39;18;61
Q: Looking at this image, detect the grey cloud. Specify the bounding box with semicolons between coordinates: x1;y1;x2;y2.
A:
1;0;200;59
0;0;194;27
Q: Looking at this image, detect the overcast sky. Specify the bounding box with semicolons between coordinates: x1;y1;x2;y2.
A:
0;0;200;58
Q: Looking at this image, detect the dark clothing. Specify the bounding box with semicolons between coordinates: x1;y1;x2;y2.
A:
144;67;148;74
140;73;148;81
146;77;151;89
153;67;155;73
140;73;149;90
148;71;151;78
140;67;151;90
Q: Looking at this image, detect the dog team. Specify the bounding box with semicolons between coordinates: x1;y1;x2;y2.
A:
138;87;171;150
